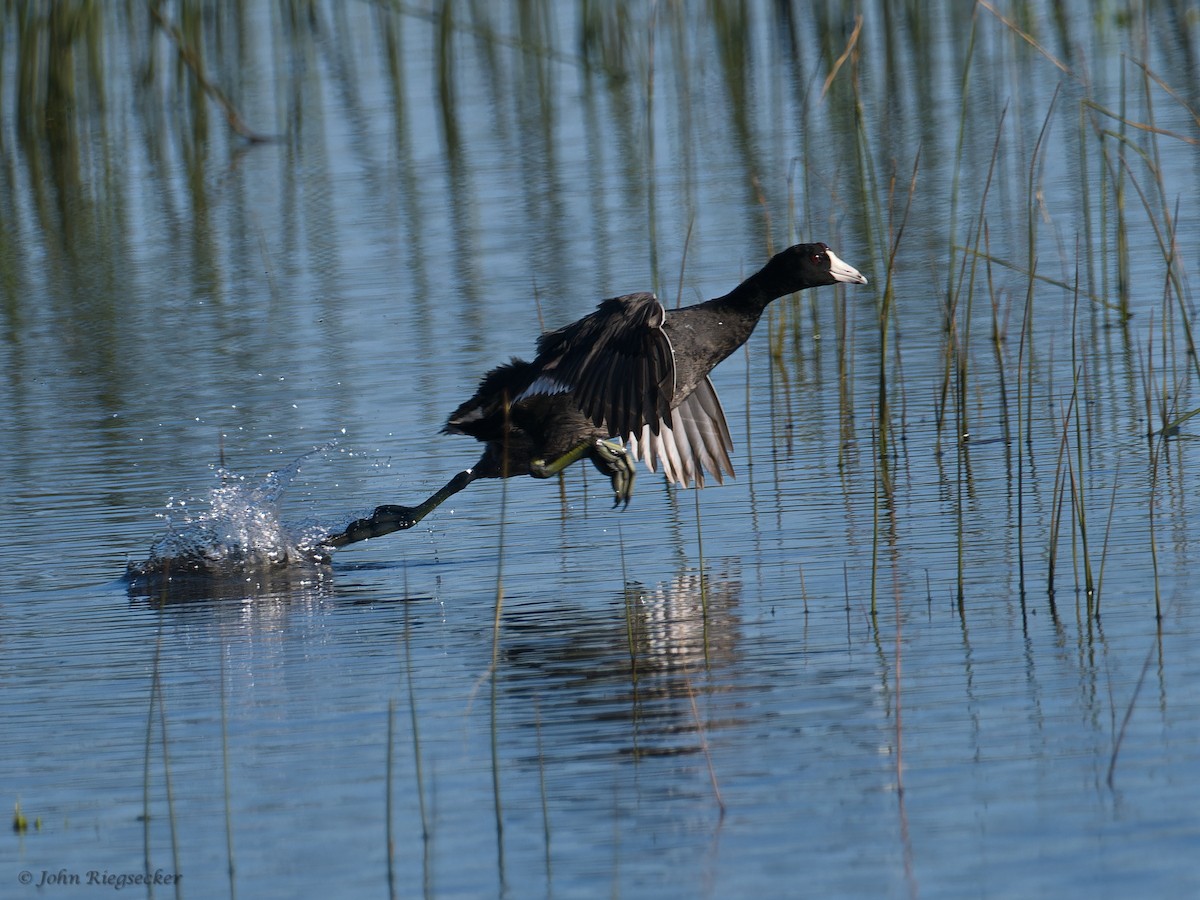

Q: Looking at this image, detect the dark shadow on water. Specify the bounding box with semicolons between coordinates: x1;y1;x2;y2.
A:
123;549;450;606
125;556;336;606
123;535;451;605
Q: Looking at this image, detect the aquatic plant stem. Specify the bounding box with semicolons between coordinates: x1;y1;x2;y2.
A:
219;639;237;900
400;571;434;897
534;697;553;891
1093;456;1122;618
403;592;429;846
157;673;182;900
870;425;880;619
489;437;509;889
694;484;709;657
893;571;917;900
685;678;725;817
1020;89;1061;603
143;619;162;896
644;0;659;287
1107;615;1166;788
385;698;396;900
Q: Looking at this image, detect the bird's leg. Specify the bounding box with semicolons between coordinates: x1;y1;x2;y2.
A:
530;438;635;508
321;468;479;548
528;439;592;479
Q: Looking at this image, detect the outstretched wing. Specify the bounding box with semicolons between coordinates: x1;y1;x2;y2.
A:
628;376;735;487
523;292;675;439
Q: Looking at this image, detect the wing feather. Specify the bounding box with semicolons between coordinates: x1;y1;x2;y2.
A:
525;292;675;439
627;377;734;487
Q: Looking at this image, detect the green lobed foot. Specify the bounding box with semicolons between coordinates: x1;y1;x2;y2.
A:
323;504;420;548
593;438;636;508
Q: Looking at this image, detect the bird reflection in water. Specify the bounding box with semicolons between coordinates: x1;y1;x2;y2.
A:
499;565;743;761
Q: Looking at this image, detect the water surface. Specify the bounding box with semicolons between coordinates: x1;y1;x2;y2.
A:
3;2;1200;897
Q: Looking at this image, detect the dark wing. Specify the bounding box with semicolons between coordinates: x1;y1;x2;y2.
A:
444;357;539;438
524;292;675;439
628;376;734;487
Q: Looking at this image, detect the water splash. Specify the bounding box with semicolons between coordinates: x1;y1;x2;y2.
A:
126;447;340;592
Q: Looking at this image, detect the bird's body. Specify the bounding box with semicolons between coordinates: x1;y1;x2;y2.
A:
441;358;615;479
324;242;866;547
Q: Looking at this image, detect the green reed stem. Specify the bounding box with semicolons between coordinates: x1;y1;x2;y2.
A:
385;697;397;900
219;639;237;900
403;595;429;847
157;674;182;900
533;696;552;890
870;424;879;619
644;1;659;288
1107;616;1164;788
1069;271;1095;610
143;618;163;895
485;417;512;888
1093;455;1122;618
694;486;710;661
685;678;725;816
1147;431;1164;621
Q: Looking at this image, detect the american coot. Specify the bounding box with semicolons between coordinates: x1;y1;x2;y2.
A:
325;242;866;548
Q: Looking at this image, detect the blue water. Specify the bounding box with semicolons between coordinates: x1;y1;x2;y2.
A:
4;2;1200;897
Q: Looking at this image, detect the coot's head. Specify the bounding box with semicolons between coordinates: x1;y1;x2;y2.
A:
771;242;868;289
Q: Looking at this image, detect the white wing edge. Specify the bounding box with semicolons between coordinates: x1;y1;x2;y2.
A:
627;378;734;487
